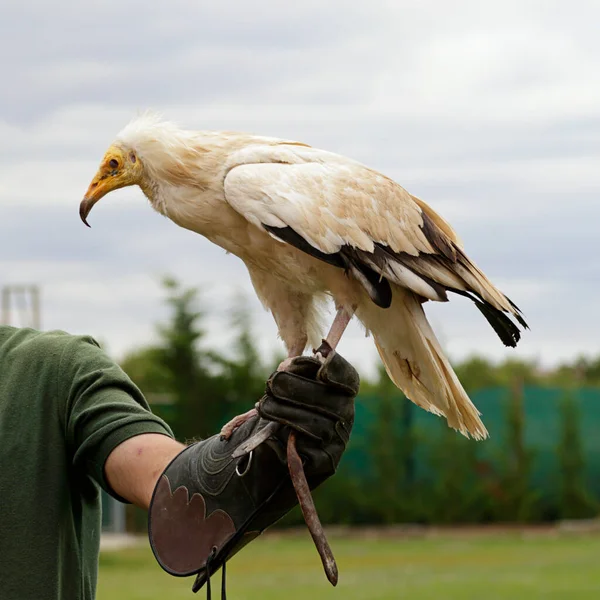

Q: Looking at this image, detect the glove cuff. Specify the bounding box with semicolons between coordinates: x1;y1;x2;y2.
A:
148;418;298;591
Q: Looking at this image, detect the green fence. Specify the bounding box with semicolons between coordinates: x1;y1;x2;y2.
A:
343;386;600;498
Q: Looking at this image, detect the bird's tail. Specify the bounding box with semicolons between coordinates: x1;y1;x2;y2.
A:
357;285;488;440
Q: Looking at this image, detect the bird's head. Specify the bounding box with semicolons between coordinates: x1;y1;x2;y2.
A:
79;143;143;226
79;112;211;226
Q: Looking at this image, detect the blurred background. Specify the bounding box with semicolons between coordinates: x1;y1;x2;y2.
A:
2;1;600;598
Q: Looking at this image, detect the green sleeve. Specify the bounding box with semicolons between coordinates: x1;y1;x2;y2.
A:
57;334;174;499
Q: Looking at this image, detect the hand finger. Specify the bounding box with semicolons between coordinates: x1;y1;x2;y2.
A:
317;352;360;395
280;356;322;379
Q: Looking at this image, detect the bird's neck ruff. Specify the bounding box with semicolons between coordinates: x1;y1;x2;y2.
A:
115;115;226;215
119;125;211;185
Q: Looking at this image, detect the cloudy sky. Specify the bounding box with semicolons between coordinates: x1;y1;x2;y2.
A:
1;0;598;378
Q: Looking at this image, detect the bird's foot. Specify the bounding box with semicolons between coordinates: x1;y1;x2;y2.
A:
313;340;334;361
220;407;258;440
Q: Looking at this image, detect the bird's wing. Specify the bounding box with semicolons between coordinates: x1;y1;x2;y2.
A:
224;145;433;256
223;144;526;343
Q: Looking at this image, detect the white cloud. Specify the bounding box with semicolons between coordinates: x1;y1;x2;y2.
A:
1;0;599;381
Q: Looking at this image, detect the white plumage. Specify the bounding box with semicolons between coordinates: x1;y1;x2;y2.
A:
81;112;528;440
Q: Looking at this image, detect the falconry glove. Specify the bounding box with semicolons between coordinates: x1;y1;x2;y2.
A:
148;350;359;597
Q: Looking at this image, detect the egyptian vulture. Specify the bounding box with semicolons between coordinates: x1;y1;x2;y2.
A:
80;113;527;441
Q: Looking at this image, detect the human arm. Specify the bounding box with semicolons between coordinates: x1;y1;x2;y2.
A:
104;434;185;509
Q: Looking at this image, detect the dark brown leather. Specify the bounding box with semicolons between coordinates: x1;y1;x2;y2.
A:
148;351;359;593
149;475;236;576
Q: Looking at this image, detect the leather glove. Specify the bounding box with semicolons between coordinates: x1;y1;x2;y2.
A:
148;351;359;594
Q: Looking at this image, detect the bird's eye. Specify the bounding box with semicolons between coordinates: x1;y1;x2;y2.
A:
109;158;119;169
129;153;137;164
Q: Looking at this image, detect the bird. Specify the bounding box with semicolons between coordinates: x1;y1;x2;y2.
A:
80;112;528;441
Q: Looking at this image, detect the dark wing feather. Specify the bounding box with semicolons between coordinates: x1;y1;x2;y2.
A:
263;219;529;346
264;225;393;308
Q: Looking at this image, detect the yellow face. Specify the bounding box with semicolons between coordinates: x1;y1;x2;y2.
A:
79;145;142;226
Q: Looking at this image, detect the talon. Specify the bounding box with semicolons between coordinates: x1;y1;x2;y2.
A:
220;408;259;440
314;340;333;358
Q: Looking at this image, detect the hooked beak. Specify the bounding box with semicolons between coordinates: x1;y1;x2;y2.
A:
79;175;112;227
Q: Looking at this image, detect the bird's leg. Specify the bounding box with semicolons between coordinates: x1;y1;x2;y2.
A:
278;337;308;371
315;305;356;358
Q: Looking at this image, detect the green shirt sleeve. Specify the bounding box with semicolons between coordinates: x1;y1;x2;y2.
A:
57;334;174;499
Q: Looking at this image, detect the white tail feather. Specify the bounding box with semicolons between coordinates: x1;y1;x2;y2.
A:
357;286;489;440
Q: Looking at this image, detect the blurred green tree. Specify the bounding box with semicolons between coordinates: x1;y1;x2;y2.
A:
557;393;598;519
157;277;229;440
493;379;540;522
454;356;501;392
119;346;171;397
120;277;224;440
208;294;273;423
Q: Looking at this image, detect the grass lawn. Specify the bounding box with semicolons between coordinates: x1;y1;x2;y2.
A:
98;529;600;599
